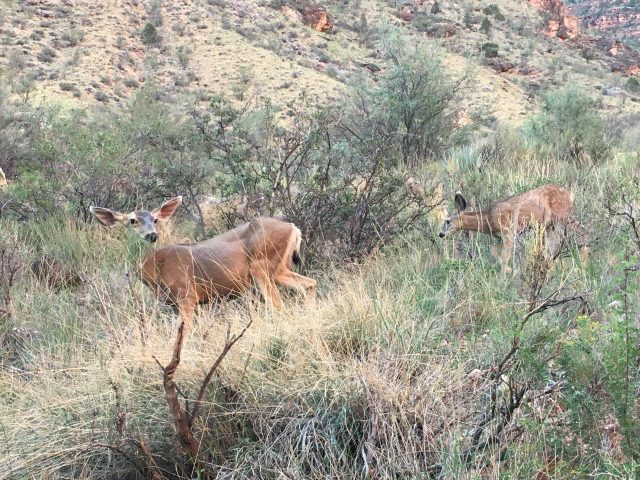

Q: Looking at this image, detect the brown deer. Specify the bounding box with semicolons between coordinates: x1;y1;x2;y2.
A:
439;184;587;274
90;196;316;337
0;168;7;188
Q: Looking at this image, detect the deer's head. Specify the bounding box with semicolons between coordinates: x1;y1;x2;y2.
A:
90;196;182;243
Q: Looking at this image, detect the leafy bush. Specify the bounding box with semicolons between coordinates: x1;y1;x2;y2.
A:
481;42;499;58
480;16;492;34
523;87;613;166
626;75;640;94
37;46;56;63
140;22;160;45
355;31;470;166
483;4;505;21
188;93;441;262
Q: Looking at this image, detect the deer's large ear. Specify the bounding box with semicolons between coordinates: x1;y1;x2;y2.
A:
152;196;182;222
454;191;468;212
90;207;127;227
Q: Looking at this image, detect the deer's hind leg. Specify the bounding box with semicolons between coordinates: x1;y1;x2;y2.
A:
275;271;317;302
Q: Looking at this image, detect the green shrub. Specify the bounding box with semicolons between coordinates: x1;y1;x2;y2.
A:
351;30;470;166
626;75;640;93
140;22;160;45
37;46;56;63
463;10;474;28
481;42;499;58
480;16;492;34
483;4;505;21
523;86;613;166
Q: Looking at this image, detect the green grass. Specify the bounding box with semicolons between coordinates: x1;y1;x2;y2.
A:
1;147;638;477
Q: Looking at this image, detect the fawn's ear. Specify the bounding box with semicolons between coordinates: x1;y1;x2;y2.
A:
90;206;128;227
151;196;182;222
454;191;468;212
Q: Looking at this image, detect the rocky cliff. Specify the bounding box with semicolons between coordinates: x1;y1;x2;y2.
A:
529;0;580;39
567;1;640;47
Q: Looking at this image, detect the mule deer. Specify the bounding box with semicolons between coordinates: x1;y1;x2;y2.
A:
90;196;316;337
0;168;7;188
439;184;587;274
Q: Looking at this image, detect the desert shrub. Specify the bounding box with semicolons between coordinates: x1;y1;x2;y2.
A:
123;78;139;88
483;4;505;21
176;45;190;69
148;0;163;26
411;12;432;32
140;22;160;45
480;16;492;34
59;28;84;47
353;31;470;166
626;75;640;93
7;48;26;71
171;21;186;36
481;42;499;58
37;46;56;63
523;86;613;166
188;93;441;262
431;0;441;14
59;81;75;91
94;91;109;103
1;88;216;229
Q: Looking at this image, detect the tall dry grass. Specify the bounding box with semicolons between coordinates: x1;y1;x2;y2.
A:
1;148;639;479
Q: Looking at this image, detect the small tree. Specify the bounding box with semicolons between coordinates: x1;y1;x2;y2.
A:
580;47;594;63
626;76;640;94
481;42;499;58
523;86;613;166
480;16;492;35
141;22;160;45
431;1;441;14
463;10;474;29
355;31;470;166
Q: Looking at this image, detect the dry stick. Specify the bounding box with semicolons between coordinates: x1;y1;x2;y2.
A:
464;289;586;465
155;315;201;458
153;308;254;463
189;314;254;427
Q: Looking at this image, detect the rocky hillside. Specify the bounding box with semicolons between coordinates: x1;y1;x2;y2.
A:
0;0;639;125
567;0;640;49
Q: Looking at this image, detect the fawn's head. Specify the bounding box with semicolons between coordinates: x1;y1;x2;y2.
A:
439;191;470;239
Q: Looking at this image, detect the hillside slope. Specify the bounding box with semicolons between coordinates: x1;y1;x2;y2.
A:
567;0;640;49
0;0;639;125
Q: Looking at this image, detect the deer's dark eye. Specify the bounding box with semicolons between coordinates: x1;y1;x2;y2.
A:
445;219;450;225
129;218;137;225
154;218;159;224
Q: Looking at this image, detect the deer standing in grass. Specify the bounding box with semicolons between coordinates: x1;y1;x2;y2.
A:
90;196;317;339
439;184;587;274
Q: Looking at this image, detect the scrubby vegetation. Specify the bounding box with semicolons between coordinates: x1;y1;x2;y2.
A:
1;27;639;480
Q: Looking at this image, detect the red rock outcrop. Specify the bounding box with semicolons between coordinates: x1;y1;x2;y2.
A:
282;4;333;32
596;37;640;76
302;6;333;32
528;0;580;39
569;2;640;41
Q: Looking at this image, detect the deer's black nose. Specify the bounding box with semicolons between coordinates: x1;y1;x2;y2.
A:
145;232;158;243
439;232;445;238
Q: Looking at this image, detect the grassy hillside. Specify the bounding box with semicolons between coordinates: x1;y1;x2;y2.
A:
1;0;640;125
0;0;640;479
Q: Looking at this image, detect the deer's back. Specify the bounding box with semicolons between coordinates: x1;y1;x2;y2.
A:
488;185;574;234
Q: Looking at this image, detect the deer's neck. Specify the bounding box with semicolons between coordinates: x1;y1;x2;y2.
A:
459;210;499;235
